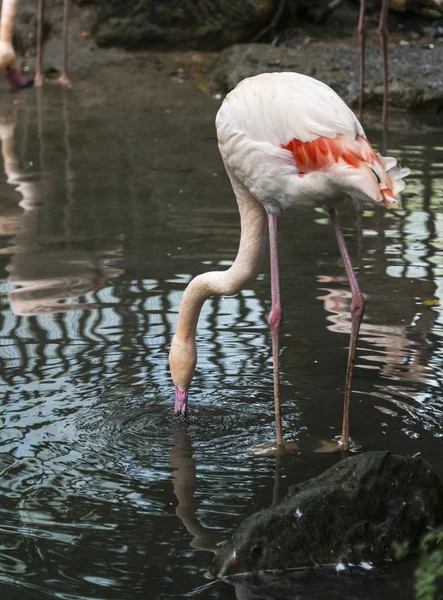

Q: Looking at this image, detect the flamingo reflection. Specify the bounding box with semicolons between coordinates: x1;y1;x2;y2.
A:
170;424;220;554
317;274;436;386
0;97;122;317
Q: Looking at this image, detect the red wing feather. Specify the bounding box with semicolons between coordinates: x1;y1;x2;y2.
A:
281;134;378;173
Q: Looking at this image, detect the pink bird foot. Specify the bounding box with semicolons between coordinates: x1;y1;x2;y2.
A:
314;437;362;454
54;73;72;86
246;441;298;456
34;71;44;87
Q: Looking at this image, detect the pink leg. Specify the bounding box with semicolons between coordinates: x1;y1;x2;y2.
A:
329;208;365;451
379;0;389;124
358;0;366;120
57;0;71;85
267;213;284;447
35;0;45;86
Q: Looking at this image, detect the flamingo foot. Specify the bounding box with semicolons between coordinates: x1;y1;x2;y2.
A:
6;67;33;89
314;437;362;454
34;72;45;87
246;441;298;456
55;73;72;86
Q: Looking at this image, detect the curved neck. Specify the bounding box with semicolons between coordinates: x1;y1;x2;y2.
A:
175;174;267;341
0;0;17;45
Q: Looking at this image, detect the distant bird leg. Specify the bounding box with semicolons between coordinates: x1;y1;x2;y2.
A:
35;0;45;86
379;0;390;125
358;0;389;123
35;0;71;87
267;213;284;447
56;0;71;85
329;208;365;451
357;0;366;120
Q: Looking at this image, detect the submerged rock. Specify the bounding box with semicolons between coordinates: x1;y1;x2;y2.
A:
212;452;443;577
391;0;443;17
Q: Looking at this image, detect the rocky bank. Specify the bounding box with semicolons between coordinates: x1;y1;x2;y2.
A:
205;40;443;112
8;0;443;114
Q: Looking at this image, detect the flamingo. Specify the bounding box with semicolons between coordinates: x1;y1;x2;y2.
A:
169;72;409;450
358;0;390;123
0;0;70;88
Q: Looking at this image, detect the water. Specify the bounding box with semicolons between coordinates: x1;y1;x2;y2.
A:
0;61;442;599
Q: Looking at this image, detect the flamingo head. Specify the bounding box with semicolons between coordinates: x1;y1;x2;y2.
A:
6;67;33;89
0;42;33;89
169;334;197;417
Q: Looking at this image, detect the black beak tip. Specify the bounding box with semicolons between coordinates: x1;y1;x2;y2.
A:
174;409;188;419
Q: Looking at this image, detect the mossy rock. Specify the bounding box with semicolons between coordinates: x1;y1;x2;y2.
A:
93;0;274;50
212;452;443;577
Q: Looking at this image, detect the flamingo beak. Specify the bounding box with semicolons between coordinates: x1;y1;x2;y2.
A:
174;386;189;417
6;67;33;89
381;188;401;210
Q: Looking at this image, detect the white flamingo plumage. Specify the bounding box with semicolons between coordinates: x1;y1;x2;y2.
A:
169;72;409;450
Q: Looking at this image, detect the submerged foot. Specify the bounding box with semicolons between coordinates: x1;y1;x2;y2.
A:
314;436;361;454
34;72;44;87
246;441;298;456
54;73;72;86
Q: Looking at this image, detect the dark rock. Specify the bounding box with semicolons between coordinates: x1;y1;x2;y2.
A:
211;452;443;577
92;0;275;50
391;0;443;17
205;41;443;112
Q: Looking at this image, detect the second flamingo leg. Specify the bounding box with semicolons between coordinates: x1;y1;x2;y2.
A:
329;208;365;451
267;212;284;447
35;0;45;86
57;0;71;85
379;0;390;124
358;0;366;120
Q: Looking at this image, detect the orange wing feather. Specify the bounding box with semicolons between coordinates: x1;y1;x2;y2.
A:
281;135;379;177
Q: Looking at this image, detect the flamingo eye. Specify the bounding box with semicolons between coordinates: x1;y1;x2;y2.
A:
371;168;381;184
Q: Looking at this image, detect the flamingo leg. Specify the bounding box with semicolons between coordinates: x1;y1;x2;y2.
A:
379;0;389;124
267;213;284;447
329;208;365;451
35;0;45;86
57;0;71;85
358;0;366;120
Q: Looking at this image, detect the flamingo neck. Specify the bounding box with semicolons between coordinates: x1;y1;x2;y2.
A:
179;175;266;337
0;0;17;45
169;174;266;391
